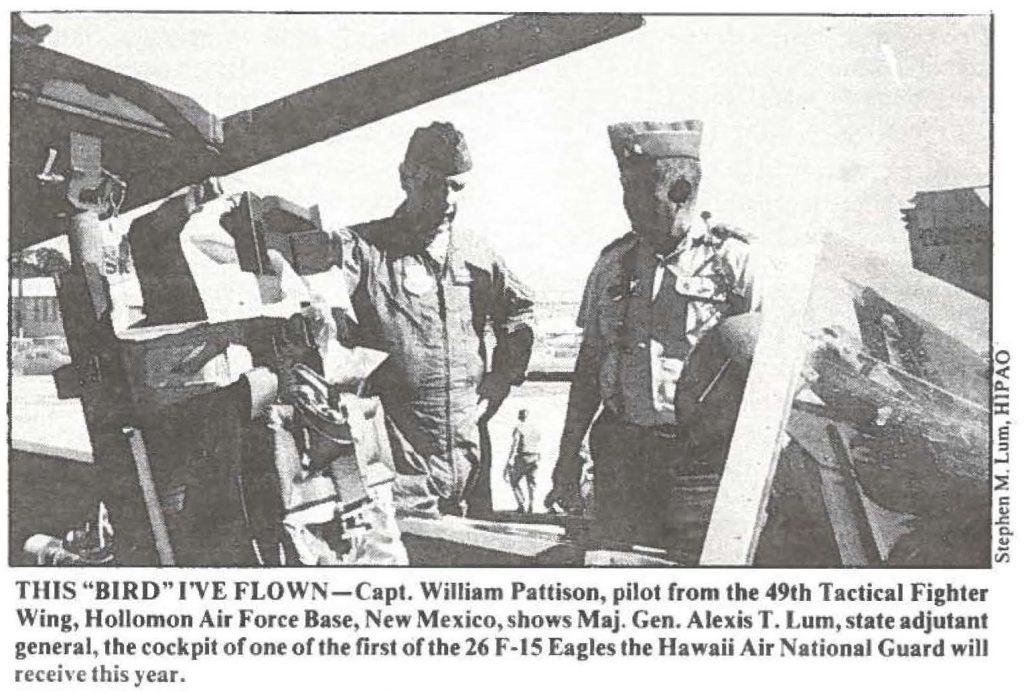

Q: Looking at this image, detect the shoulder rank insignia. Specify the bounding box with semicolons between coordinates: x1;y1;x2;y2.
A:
700;211;753;246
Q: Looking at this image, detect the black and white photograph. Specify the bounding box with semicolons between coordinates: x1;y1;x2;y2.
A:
7;11;995;569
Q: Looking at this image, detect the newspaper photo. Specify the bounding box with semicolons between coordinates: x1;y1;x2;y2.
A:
4;7;1019;690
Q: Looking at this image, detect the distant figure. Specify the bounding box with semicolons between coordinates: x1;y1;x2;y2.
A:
505;409;541;513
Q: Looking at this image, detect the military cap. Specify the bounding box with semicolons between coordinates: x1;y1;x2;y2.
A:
403;121;472;175
608;120;703;162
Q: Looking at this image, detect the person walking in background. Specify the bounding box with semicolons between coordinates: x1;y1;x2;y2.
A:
505;408;541;513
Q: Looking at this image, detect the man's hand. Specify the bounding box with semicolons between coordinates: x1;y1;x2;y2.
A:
290;230;341;275
544;479;584;515
544;456;585;515
300;300;336;352
475;372;512;422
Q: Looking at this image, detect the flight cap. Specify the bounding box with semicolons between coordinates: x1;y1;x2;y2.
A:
403;121;472;175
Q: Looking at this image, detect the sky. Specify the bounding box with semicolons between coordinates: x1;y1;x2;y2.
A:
23;12;991;296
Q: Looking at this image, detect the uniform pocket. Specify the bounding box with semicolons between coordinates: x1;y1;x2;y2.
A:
674;275;725;302
597;301;625;341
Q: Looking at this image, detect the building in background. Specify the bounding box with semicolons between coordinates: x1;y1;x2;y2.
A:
901;186;991;300
10;276;63;338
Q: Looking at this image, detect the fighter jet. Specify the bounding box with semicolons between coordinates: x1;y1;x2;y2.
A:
8;14;991;568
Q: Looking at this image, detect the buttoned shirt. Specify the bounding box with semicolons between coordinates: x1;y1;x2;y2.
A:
576;227;758;427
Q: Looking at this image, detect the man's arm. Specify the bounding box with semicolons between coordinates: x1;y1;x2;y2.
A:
547;263;606;510
477;257;536;417
507;428;522;466
719;232;761;315
289;228;369;373
489;259;535;382
289;227;364;295
550;321;604;496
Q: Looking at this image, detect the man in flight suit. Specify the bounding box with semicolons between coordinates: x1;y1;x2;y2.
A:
309;122;535;518
546;120;759;550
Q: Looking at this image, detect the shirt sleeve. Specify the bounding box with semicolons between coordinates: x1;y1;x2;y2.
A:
725;240;762;314
570;255;610;384
486;254;536;385
576;260;604;329
333;229;367;299
553;265;608;463
490;255;535;337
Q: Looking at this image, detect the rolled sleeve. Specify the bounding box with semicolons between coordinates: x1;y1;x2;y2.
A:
576;261;604;329
720;240;762;315
491;259;535;336
491;263;535;384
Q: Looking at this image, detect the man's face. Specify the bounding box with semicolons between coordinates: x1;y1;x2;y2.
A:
618;157;700;249
402;164;469;238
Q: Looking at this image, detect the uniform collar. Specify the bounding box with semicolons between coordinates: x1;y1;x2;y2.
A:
388;202;451;260
425;225;452;266
637;225;701;264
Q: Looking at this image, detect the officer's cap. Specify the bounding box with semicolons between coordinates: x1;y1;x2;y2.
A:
608;120;703;163
403;122;472;176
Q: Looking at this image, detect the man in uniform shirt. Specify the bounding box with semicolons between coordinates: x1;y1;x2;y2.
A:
305;122;535;518
546;120;758;550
